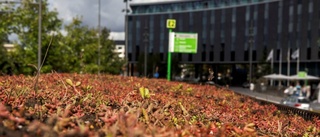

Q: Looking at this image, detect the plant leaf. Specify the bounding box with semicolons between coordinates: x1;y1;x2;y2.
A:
144;88;150;99
139;87;145;99
75;81;81;87
66;79;73;86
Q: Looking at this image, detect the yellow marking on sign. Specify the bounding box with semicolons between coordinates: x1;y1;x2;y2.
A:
166;19;176;29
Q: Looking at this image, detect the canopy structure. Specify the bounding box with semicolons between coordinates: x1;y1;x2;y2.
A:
263;74;291;80
289;74;319;80
263;73;319;80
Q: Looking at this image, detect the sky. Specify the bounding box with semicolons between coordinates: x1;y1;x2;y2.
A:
47;0;182;40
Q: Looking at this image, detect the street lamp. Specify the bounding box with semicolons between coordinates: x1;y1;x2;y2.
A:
249;21;254;85
143;26;149;77
123;0;131;76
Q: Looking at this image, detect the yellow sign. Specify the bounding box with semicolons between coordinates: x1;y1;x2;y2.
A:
166;19;176;29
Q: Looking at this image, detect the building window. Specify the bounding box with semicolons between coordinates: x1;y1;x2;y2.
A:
149;16;154;53
231;51;235;61
202;44;206;61
253;50;256;61
136;19;140;43
128;53;132;61
128;20;133;52
220;43;225;61
210;45;214;61
202;11;207;41
307;47;311;60
221;10;225;43
289;5;293;33
309;1;313;13
244;50;249;61
210;10;215;24
231;7;236;51
188;54;192;61
135;45;140;61
189;12;193;31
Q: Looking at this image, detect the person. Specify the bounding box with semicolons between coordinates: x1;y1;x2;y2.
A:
284;84;294;97
250;82;255;91
153;66;159;78
317;82;320;103
301;85;307;97
207;68;214;81
294;82;301;96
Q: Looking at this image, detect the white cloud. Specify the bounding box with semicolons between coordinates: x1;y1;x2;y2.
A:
109;32;125;41
47;0;181;39
48;0;125;32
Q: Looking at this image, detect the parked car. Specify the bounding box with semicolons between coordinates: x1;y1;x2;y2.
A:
242;82;250;88
280;96;311;110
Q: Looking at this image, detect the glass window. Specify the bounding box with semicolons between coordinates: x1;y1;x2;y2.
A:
210;30;214;44
136;19;140;29
278;1;282;34
160;32;164;53
203;12;207;41
149;16;154;53
210;10;215;24
289;5;293;33
232;8;236;22
221;10;225;23
254;5;257;36
160;15;164;30
309;1;313;13
136;19;140;43
189;12;193;31
128;21;133;52
178;15;183;30
264;3;269;19
308;31;311;48
297;4;302;15
289;5;293;16
246;6;250;21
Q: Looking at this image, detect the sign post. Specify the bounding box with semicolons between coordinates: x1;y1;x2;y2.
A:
166;19;176;81
166;19;198;81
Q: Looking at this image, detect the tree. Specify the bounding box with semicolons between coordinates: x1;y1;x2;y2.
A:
0;0;62;74
99;28;125;74
0;0;124;75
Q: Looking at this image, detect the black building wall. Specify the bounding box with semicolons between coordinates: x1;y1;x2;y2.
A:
127;0;320;76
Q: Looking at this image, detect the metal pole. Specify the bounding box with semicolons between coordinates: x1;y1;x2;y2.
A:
144;26;148;77
124;0;129;76
297;48;300;73
167;29;172;81
38;0;42;73
287;48;290;86
98;0;101;74
145;39;147;77
249;21;253;85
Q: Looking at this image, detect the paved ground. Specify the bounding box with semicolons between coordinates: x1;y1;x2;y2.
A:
229;86;320;111
229;87;283;104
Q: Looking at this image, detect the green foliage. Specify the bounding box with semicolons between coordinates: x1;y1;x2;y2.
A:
0;0;124;75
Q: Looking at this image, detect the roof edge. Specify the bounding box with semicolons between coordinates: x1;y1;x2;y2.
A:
130;0;198;6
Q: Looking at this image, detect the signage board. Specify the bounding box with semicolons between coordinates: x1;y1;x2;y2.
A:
169;32;198;53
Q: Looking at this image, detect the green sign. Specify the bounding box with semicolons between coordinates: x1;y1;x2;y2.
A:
166;19;176;29
169;32;198;53
298;71;307;78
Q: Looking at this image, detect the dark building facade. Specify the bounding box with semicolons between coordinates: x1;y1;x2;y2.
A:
127;0;320;85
